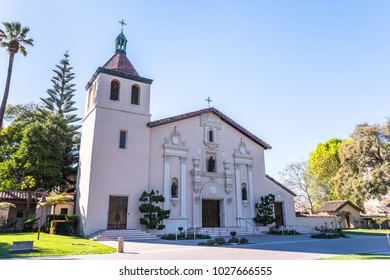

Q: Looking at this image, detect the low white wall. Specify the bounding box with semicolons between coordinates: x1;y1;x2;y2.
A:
296;216;337;230
0;209;8;226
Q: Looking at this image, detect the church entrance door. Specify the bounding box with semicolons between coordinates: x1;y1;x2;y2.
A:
107;196;128;230
274;202;284;227
202;200;221;227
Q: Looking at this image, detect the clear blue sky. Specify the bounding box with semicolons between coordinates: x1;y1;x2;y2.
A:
1;0;390;179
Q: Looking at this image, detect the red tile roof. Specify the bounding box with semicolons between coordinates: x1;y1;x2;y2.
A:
0;190;44;202
102;52;139;76
316;200;361;213
148;107;272;150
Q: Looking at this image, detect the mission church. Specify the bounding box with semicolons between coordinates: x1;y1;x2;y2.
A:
76;26;297;237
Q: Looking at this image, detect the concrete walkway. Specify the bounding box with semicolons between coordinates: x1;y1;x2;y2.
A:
15;233;390;260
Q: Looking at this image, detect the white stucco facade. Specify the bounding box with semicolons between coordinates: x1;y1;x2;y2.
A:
76;32;296;237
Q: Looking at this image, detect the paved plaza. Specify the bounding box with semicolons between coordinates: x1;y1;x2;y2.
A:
16;233;390;260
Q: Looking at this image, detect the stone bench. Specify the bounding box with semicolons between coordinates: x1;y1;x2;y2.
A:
9;240;35;252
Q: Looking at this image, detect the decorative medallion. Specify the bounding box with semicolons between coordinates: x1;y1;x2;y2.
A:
200;113;221;129
235;138;250;155
164;126;186;146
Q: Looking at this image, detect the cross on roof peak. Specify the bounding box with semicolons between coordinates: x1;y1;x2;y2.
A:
205;96;213;108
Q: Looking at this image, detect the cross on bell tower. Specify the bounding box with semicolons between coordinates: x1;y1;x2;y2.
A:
115;19;128;53
119;19;127;32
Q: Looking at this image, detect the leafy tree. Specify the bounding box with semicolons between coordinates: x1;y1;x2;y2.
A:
253;194;276;226
0;105;74;192
40;51;81;130
42;192;73;216
333;122;390;208
280;161;322;214
0;21;34;129
308;138;342;201
139;189;170;230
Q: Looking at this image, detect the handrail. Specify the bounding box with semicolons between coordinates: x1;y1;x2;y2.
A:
238;218;257;234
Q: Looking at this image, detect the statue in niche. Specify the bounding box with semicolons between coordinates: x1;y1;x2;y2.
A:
208;156;215;172
171;181;178;198
242;186;248;201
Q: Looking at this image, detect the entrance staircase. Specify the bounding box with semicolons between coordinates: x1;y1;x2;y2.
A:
89;229;158;241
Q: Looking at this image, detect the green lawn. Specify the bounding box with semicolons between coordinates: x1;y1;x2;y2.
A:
322;254;390;260
0;232;116;258
342;229;390;236
321;229;390;260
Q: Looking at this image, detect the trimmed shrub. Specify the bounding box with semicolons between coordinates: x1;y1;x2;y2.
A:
50;220;74;236
196;234;211;239
161;233;211;240
45;214;78;232
311;231;348;239
161;233;176;240
206;239;216;246
268;229;300;235
228;237;239;244
214;237;226;245
239;237;249;244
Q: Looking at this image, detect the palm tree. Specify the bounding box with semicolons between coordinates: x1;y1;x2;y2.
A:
0;21;34;129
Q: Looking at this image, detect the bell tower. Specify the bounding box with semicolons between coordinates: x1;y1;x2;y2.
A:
76;21;153;236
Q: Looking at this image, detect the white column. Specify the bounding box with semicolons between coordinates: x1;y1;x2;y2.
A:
163;155;171;210
234;163;242;224
247;164;255;217
180;157;187;218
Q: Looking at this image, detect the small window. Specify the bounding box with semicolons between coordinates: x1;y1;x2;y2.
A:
92;81;97;103
119;130;127;149
208;130;214;143
241;183;248;201
87;88;92;110
171;178;179;198
110;80;120;101
16;209;24;218
60;208;68;215
131;85;140;105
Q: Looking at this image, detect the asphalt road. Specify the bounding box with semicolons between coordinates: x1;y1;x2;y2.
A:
9;233;390;260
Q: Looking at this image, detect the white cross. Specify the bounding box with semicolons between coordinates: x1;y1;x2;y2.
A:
205;96;213;108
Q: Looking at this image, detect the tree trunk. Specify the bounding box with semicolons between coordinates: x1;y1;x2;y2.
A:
0;52;15;129
26;188;31;216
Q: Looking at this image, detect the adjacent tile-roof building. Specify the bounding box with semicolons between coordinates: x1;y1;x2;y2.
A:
316;200;361;213
0;190;44;203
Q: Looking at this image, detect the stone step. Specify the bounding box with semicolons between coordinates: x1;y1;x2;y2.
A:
90;229;158;241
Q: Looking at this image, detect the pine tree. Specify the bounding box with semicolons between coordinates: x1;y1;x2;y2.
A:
253;194;276;226
139;189;170;230
40;51;81;130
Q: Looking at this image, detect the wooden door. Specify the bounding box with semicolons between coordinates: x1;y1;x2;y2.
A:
202;200;220;227
107;196;128;230
274;202;284;227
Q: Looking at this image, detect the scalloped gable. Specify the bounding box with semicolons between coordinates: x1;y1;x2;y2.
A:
148;107;272;150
